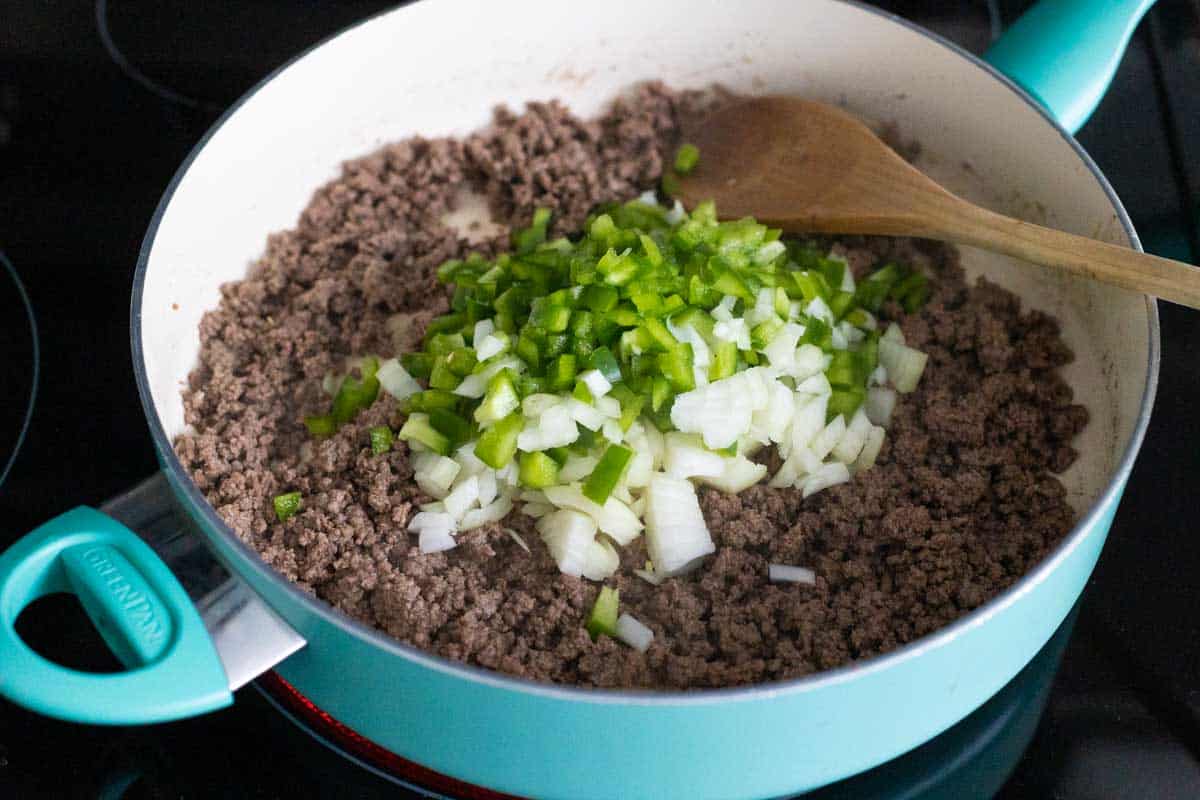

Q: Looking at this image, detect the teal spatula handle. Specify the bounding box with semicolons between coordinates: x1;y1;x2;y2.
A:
985;0;1156;134
0;507;230;724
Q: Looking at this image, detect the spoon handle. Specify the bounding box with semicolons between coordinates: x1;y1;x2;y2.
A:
935;201;1200;310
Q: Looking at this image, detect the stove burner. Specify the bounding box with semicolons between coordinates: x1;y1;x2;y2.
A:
0;251;38;491
256;671;523;800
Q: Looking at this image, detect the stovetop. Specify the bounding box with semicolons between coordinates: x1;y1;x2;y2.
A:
1;2;1199;797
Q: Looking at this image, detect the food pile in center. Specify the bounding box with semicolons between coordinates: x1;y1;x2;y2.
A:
176;84;1089;688
305;188;935;649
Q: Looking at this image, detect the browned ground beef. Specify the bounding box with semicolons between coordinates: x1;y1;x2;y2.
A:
174;83;1088;689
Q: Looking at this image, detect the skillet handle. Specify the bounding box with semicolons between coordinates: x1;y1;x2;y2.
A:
984;0;1155;134
0;506;232;724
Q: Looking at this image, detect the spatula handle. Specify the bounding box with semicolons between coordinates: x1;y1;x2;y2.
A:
940;203;1200;309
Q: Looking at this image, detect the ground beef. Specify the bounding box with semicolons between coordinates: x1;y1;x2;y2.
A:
174;83;1088;690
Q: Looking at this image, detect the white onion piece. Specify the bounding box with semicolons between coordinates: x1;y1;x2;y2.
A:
830;326;848;351
453;444;488;476
504;527;531;553
746;287;777;326
666;198;686;224
521;501;554;519
668;321;711;368
806;296;835;325
442;475;480;520
460;494;513;530
418;526;457;554
477;355;525;383
601;419;624;444
868;364;889;387
854;426;886;472
633;567;663;586
792;344;828;382
645;474;714;576
522;393;561;418
322;373;341;396
769;564;816;585
838;321;865;345
624;450;653;489
664;432;726;479
472;318;494;345
831;408;872;464
418;500;445;513
790;394;829;454
594;395;621;419
596;497;643;545
712;318;751;350
542;483;603;518
763;323;804;373
615;613;654;652
795;372;832;397
537;509;597;577
581;537;619;581
409;511;457;553
700;455;768;493
810;414;847;462
520;489;549;505
865;386;897;427
882;323;906;345
768;456;798;488
558;454;599;483
452;371;488;399
474;332;508;361
802;461;851;498
518;404;579;451
750;379;795;444
415;456;460;499
475;470;498;508
578;369;612;398
641;420;665;469
712;295;738;322
568;398;605;431
879;339;928;394
376;358;421;401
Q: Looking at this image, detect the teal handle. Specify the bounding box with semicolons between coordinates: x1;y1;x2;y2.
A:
985;0;1155;134
0;507;231;724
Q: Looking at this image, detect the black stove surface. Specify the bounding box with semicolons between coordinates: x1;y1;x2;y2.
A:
2;2;1199;798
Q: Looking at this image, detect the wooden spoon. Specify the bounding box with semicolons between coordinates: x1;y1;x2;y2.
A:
674;96;1200;309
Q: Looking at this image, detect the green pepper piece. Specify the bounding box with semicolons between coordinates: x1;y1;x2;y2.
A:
708;340;738;381
475;370;521;426
369;426;394;455
582;444;634;505
582;284;619;313
398;413;451;455
855;263;903;312
428;409;472;448
826;349;860;389
519;451;561;489
400;352;434;379
273;492;302;523
673;142;700;174
586;586;620;640
404;389;460;413
474;412;523;469
650;376;673;412
444;347;478;377
828;291;856;321
586;346;622;384
827;386;866;422
548;353;578;391
750;317;784;350
304;415;336;437
428;359;461;392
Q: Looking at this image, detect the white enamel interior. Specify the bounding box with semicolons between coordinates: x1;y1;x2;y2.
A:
141;0;1149;539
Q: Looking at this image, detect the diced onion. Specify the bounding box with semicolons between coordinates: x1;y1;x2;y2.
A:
802;461;850;498
558;454;599;483
537;509;597;577
699;455;768;493
442;475;480;520
615;612;654;652
581;536;619;581
579;369;612;398
415;455;460;499
879;339;928;394
376;358;421;401
854;426;886;471
633;567;663;586
418;527;457;554
664;432;726;479
831;409;872;464
865;386;897;427
460;494;513;530
769;564;816;585
644;474;714;576
504;527;531;553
